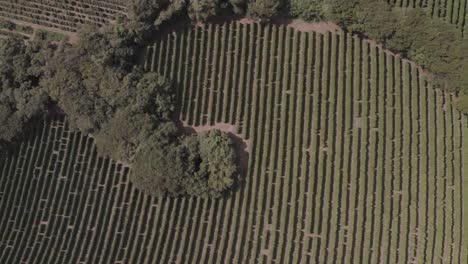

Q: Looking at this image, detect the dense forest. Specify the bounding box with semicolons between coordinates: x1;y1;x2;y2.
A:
1;0;467;197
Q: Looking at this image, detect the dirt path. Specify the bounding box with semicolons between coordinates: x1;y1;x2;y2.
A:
1;17;79;44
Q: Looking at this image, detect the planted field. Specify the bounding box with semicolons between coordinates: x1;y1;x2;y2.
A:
0;0;127;33
0;22;466;263
387;0;467;32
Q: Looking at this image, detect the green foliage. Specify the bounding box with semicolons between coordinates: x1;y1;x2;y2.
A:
0;103;22;142
124;72;176;120
131;129;238;197
456;93;468;114
40;23;238;197
195;130;238;196
92;79;177;163
0;1;242;199
131;132;196;196
288;0;324;20
42;25;145;133
153;0;187;28
0;38;51;142
131;139;189;196
327;0;397;43
326;0;468;114
325;0;357;25
247;0;281;19
127;0;166;41
0;19;15;30
188;0;220;21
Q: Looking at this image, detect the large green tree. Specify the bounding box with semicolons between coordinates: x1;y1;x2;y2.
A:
0;38;51;143
131;130;239;197
247;0;281;19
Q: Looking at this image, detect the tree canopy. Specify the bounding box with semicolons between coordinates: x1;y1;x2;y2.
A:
247;0;281;19
131;130;239;197
0;38;52;145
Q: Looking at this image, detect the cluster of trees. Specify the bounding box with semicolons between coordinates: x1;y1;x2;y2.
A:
0;15;239;197
0;38;53;149
128;0;280;23
132;129;238;197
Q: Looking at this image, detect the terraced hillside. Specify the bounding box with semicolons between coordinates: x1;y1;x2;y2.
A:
0;0;127;33
0;22;467;263
387;0;467;32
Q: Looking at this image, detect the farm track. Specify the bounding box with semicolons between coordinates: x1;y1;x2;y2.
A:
0;22;466;263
